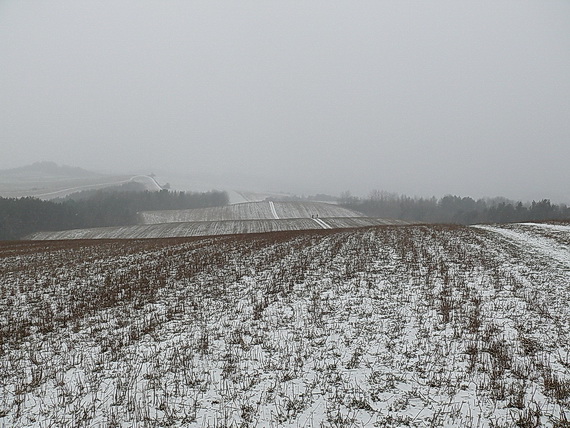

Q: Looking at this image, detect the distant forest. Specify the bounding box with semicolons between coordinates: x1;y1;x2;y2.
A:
339;191;570;224
0;187;228;240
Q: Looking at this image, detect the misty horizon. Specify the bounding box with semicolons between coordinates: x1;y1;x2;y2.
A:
1;1;569;202
3;160;568;207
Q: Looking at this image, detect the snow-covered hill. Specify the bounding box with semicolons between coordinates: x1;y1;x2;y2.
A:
139;201;364;224
26;217;407;240
27;201;407;240
0;162;159;199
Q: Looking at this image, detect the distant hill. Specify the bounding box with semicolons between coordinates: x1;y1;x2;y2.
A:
26;217;409;240
0;161;99;178
0;162;137;200
140;201;364;224
27;201;410;240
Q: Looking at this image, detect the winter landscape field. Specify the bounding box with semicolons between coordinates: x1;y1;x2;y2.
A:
139;202;364;224
26;201;410;241
0;162;161;200
3;1;569;426
2;221;570;427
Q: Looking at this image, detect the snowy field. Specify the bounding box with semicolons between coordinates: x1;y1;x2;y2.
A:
0;175;140;200
25;218;407;241
139;201;363;224
27;201;407;240
1;222;570;427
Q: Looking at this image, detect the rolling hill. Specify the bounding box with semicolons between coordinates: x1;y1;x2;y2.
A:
139;200;364;223
26;217;407;240
0;162;160;200
27;201;409;240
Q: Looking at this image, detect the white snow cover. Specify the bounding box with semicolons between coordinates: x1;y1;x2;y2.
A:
139;201;364;224
26;218;408;241
1;222;569;426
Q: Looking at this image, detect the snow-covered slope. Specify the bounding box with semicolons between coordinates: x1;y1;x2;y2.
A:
2;222;570;426
0;162;159;199
27;217;404;240
27;201;398;240
139;200;363;224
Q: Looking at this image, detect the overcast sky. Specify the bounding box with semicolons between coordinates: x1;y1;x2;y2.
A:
1;1;569;200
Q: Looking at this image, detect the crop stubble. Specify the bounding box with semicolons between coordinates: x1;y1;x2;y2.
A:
1;223;569;427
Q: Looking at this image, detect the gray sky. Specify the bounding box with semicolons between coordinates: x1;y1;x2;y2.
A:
1;1;569;201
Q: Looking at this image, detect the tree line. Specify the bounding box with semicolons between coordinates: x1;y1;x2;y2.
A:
0;188;229;240
339;191;570;225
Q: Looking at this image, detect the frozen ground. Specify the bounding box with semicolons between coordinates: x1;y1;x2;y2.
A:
139;201;364;224
25;218;406;241
1;222;569;427
28;201;407;240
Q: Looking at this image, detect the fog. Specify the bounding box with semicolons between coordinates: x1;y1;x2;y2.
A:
1;1;569;201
